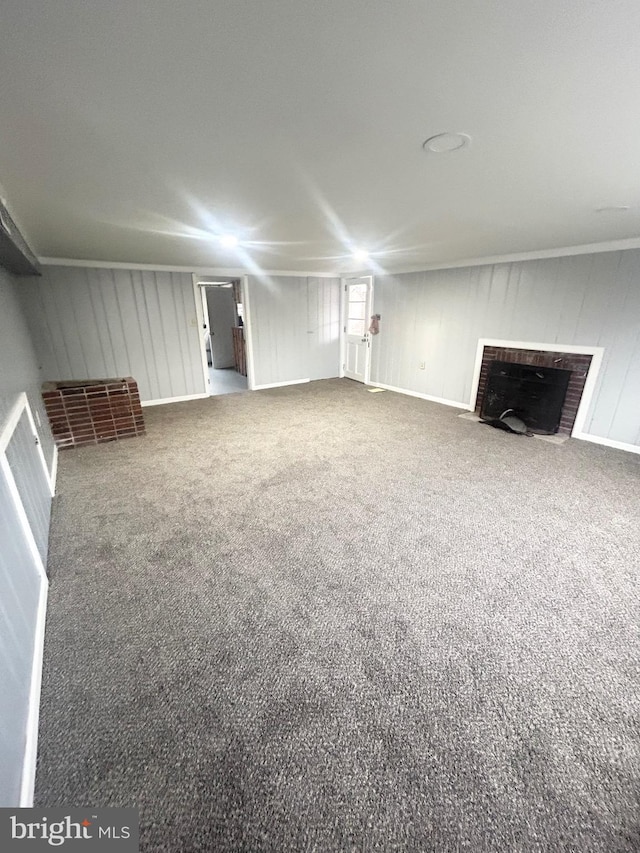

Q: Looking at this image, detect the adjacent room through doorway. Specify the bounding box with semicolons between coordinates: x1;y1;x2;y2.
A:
198;278;248;396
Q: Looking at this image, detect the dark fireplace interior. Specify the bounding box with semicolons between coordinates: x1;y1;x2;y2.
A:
480;361;572;434
475;347;593;436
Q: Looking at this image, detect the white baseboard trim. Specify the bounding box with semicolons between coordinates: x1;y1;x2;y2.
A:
49;446;58;496
369;382;639;455
20;577;49;807
572;432;640;455
368;381;473;411
253;379;311;390
141;393;209;407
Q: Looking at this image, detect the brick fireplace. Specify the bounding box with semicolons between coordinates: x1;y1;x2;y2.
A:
475;346;592;435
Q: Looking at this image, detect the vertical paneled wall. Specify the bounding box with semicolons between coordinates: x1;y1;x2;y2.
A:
370;250;640;447
5;409;51;562
0;268;55;472
247;275;341;387
0;267;51;806
247;275;308;387
18;267;340;400
306;277;341;381
0;466;43;806
21;266;206;403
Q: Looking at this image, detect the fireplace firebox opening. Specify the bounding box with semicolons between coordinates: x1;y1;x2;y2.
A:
480;361;572;434
474;346;594;436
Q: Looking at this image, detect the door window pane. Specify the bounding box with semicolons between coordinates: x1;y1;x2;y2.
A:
348;318;366;335
348;284;367;301
348;302;366;320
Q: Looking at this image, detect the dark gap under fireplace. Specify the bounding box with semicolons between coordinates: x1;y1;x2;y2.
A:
475;347;593;436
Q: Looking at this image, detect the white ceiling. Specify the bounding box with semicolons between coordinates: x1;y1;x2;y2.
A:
1;0;640;273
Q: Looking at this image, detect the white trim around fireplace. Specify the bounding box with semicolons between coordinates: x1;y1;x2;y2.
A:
470;339;605;438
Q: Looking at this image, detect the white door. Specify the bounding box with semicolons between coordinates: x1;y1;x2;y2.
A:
343;276;373;383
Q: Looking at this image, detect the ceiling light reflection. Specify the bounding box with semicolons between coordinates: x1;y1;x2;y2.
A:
352;248;370;263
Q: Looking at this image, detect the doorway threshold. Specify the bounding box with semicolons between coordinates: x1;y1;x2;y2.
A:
208;367;248;396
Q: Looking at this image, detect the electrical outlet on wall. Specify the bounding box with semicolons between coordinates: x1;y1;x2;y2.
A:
419;361;426;370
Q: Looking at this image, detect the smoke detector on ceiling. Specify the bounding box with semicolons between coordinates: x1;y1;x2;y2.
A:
423;132;472;153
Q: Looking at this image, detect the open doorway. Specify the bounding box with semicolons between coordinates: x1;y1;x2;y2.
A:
197;278;248;396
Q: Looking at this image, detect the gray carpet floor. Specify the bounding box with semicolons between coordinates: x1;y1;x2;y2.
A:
35;378;640;852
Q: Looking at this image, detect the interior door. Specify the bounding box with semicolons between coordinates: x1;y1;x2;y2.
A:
205;286;236;369
343;276;373;383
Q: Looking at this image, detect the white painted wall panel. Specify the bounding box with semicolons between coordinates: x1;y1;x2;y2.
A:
5;410;51;563
0;453;44;806
370;250;640;446
0;269;53;803
20;266;206;402
248;275;309;387
248;275;341;387
0;269;55;473
306;277;341;381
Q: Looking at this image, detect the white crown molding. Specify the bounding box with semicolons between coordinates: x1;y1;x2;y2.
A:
39;235;640;279
37;257;342;278
366;237;640;276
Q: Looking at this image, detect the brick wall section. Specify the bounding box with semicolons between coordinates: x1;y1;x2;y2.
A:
42;378;145;449
475;348;592;435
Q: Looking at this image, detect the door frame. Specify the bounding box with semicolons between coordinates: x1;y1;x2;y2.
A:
340;275;374;384
192;274;254;392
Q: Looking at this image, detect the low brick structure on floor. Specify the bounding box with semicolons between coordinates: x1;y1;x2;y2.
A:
42;378;145;449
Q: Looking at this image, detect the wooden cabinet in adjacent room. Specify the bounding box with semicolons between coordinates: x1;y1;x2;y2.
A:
232;327;247;376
